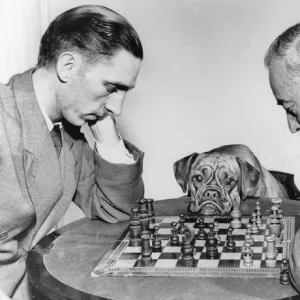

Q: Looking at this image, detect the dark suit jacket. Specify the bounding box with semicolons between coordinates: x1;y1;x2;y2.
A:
0;69;144;298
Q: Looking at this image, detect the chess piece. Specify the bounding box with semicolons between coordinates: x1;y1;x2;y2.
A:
146;198;155;223
255;201;263;228
251;213;259;234
141;235;152;266
206;231;218;259
180;237;195;266
230;206;242;229
280;259;291;285
265;235;277;268
269;218;281;238
270;204;279;220
197;218;207;240
243;242;253;267
129;208;142;247
178;213;186;234
214;221;221;244
139;198;151;232
244;224;254;246
170;222;180;246
208;222;215;235
152;225;162;252
226;227;236;250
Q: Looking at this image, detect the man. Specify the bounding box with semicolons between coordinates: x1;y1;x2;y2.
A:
265;24;300;290
0;5;144;300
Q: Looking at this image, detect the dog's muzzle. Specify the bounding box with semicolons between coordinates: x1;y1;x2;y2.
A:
189;185;226;215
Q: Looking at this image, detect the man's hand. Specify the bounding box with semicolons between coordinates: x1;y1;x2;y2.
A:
89;115;121;149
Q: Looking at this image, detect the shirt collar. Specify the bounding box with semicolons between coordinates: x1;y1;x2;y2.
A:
36;101;62;132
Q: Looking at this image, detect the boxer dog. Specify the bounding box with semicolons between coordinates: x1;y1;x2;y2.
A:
174;144;288;215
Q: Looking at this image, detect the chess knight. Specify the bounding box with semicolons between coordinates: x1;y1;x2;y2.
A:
173;144;288;215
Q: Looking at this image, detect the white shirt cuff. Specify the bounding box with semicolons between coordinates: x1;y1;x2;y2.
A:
95;135;135;164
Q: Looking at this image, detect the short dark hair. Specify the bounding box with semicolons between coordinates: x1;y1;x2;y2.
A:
265;23;300;75
37;5;143;68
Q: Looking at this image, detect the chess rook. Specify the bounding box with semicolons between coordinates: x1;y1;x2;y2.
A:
265;235;277;268
146;198;155;223
141;235;152;266
129;208;142;247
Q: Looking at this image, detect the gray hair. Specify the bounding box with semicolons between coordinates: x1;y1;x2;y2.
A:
264;23;300;76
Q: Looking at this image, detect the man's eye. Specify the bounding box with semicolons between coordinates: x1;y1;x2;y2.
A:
106;85;117;93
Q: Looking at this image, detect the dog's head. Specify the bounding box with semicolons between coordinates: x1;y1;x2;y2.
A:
174;151;261;215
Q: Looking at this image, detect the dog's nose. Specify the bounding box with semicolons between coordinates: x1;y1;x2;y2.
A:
204;190;220;200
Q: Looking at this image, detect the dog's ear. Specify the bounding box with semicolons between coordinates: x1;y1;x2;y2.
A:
173;153;198;193
236;157;261;200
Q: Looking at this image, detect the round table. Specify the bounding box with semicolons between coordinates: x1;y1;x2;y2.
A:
28;197;300;300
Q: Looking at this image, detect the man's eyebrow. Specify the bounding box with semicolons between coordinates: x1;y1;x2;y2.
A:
104;81;135;91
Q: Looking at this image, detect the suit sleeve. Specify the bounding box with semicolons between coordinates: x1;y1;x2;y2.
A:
73;139;145;223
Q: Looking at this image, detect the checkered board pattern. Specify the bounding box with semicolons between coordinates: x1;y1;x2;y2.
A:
91;215;295;278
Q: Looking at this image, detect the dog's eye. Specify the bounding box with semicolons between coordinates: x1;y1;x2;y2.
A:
193;175;203;183
225;177;234;185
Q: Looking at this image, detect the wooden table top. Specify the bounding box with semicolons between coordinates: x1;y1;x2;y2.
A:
27;197;300;300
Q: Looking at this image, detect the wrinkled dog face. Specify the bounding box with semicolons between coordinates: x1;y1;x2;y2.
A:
187;153;241;214
174;152;245;215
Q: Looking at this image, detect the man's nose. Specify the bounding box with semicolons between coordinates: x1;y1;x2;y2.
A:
105;92;126;116
287;113;300;133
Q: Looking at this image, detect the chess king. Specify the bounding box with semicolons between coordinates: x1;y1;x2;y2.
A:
173;144;287;215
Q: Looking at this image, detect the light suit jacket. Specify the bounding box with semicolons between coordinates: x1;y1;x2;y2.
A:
0;69;144;299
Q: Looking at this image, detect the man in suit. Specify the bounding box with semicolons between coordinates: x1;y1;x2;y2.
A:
0;5;144;299
264;23;300;290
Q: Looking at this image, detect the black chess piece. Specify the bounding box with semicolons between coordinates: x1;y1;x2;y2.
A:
129;208;142;247
178;213;186;234
170;222;180;246
146;198;155;223
197;218;207;240
280;259;291;285
180;238;194;266
141;235;152;266
152;225;162;252
205;231;218;259
226;227;236;250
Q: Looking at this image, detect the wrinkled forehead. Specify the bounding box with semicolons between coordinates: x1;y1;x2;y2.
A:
191;152;238;173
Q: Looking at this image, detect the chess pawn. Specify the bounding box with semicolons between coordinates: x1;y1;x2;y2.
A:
206;231;218;259
178;213;186;234
152;226;162;252
230;206;242;229
243;242;253;267
170;222;180;246
226;227;236;250
280;259;291;285
181;238;195;266
197;218;207;240
245;224;254;246
214;221;221;244
251;213;259;234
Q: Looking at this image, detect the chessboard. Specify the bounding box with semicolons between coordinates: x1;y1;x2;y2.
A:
91;214;295;279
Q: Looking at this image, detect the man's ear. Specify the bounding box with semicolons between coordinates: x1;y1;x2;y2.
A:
173;153;198;193
236;156;261;200
56;52;81;83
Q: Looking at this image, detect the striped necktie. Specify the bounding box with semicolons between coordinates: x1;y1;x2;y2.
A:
50;124;62;157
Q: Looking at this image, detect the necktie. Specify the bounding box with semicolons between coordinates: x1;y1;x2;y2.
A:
50;124;62;157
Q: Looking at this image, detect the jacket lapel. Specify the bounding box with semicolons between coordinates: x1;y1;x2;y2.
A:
11;69;63;229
